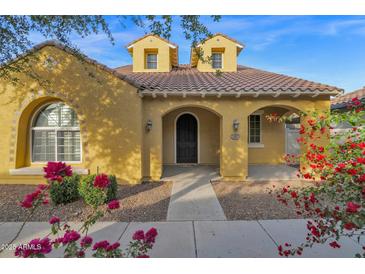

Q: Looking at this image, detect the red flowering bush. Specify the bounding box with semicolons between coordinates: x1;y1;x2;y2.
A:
275;97;365;257
43;162;72;182
0;162;158;258
93;173;110;188
19;184;49;209
92;240;122;258
79;174;117;209
44;162;80;205
128;228;158;258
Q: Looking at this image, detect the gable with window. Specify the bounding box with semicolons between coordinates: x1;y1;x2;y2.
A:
31;102;81;162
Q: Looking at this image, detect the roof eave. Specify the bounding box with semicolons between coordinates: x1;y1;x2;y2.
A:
138;90;341;98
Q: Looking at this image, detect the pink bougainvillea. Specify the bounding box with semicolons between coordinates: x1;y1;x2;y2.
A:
61;230;81;244
19;184;49;209
43;162;72;182
80;236;93;248
132;228;158;245
107;200;120;210
49;216;60;225
8;162;158;258
14;237;52;258
132;230;145;241
275;97;365;257
92;240;110;251
93;174;110;188
145;228;158;244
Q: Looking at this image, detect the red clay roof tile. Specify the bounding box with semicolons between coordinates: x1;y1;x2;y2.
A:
331;87;365;107
115;65;343;95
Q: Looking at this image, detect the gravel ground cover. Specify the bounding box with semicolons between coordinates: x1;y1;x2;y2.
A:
0;182;172;222
212;180;314;220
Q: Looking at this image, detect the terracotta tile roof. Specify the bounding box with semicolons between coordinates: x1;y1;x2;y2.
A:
115;65;343;95
7;40;343;97
331;87;365;109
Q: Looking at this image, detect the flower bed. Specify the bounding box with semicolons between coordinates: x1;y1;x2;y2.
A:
0;182;172;222
0;162;166;258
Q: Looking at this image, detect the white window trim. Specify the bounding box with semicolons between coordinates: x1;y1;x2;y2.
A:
248;143;265;148
211;52;223;69
173;112;200;164
146;53;158;70
9;167;89;176
30;103;82;164
248;112;264;148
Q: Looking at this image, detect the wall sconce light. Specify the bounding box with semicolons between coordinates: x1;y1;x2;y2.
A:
233;119;240;131
146;120;153;132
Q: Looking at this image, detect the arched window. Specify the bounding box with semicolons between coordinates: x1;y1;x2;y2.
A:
31;102;81;162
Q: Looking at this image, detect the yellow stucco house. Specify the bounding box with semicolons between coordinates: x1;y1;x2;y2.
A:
0;33;342;184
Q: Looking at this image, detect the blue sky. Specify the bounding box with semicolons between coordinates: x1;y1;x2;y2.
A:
34;16;365;93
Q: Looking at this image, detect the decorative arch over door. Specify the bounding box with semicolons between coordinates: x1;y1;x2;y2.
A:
175;113;198;164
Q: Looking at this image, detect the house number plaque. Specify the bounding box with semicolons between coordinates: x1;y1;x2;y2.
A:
230;133;240;140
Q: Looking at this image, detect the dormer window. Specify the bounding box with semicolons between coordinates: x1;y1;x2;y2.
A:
211;52;223;69
146;53;158;69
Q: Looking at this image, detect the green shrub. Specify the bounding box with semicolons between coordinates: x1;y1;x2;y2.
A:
49;174;81;205
79;174;117;208
106;175;117;201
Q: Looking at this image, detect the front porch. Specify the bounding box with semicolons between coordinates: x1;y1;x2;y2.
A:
247;164;299;182
142;97;329;182
162;164;300;182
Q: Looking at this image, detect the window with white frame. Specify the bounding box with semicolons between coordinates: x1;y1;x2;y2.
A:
146;53;157;69
31;102;81;162
249;115;261;143
211;52;222;69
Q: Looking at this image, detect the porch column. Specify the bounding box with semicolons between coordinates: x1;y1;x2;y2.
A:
220;112;248;181
142;115;163;181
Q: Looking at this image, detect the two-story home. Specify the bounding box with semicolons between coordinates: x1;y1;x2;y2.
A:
0;33;342;184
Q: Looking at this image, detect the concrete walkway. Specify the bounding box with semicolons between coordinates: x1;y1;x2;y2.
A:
0;219;362;258
162;165;226;221
247;164;299;181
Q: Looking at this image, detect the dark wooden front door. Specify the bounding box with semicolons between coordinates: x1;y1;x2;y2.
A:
176;114;198;163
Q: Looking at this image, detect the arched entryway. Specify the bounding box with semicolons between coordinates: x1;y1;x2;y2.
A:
162;106;221;168
175;113;198;163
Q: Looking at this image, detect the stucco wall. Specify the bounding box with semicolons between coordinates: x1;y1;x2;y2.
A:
0;45;143;184
141;96;331;181
248;106;292;164
162;107;220;165
130;36;173;72
0;45;332;184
